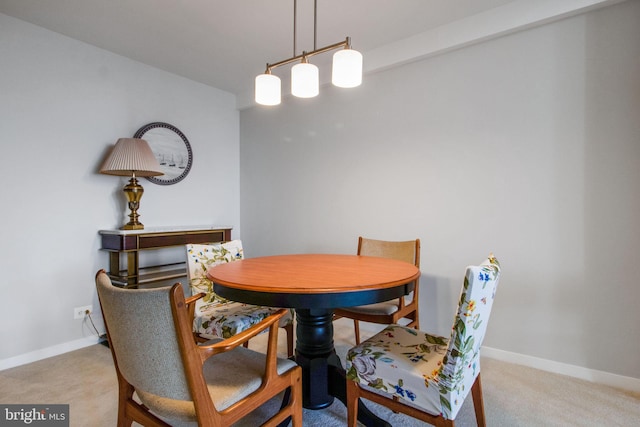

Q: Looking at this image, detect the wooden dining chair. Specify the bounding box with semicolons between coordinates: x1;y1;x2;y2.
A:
334;236;421;344
186;240;294;357
96;269;302;426
344;255;501;427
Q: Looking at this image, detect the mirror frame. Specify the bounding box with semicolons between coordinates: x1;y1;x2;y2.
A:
133;122;193;185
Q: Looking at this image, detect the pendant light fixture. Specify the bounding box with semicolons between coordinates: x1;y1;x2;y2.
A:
255;0;363;106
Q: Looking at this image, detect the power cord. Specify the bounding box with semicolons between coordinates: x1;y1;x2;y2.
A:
85;309;101;336
82;309;109;347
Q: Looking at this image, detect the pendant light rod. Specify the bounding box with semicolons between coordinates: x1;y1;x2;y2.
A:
264;37;352;73
293;0;297;56
314;0;317;51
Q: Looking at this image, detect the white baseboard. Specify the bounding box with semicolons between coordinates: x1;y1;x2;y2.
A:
0;336;102;371
482;346;640;393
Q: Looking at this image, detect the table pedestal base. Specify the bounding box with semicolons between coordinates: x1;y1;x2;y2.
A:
295;309;391;427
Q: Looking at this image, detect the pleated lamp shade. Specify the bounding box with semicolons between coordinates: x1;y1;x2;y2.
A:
100;138;164;177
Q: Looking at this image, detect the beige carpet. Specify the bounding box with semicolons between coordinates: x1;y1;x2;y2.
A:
2;318;639;426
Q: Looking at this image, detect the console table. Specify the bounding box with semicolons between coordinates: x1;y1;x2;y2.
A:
99;225;232;287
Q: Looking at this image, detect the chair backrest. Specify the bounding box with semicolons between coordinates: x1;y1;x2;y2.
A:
437;255;501;419
186;240;244;313
357;237;420;268
358;237;421;305
95;271;192;401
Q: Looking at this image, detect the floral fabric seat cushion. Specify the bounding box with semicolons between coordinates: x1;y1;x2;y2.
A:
346;256;501;420
347;325;449;415
186;241;292;339
194;301;284;339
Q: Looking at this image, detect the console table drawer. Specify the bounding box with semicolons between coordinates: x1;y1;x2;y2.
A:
102;229;228;251
99;225;232;287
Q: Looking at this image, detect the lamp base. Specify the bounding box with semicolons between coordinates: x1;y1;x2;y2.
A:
121;223;144;230
121;176;145;230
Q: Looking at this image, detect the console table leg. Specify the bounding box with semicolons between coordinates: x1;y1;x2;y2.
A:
126;251;139;287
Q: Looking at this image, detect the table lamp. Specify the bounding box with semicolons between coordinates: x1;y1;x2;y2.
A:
100;138;164;230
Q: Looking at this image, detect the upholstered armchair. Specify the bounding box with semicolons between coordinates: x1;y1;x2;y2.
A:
95;269;302;426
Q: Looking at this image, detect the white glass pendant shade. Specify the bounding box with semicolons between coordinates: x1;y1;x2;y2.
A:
332;49;363;88
291;62;319;98
255;73;281;105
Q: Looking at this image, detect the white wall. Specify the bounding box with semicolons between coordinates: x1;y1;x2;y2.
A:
0;13;240;365
240;1;640;382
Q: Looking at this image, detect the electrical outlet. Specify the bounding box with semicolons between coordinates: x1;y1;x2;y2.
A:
74;305;92;320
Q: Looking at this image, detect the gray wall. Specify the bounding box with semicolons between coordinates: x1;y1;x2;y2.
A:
240;1;640;380
0;13;240;365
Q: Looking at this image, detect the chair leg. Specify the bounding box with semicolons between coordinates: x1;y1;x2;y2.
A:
346;379;360;427
405;312;419;330
284;323;294;358
289;368;303;426
471;374;486;427
117;375;135;427
275;388;292;427
354;319;361;345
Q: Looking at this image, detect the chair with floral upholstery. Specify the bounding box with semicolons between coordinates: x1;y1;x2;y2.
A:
186;240;294;357
345;254;501;427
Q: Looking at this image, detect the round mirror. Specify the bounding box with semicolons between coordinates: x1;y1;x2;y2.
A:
133;122;193;185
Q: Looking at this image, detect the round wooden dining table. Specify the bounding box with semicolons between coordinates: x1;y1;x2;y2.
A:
207;254;420;427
